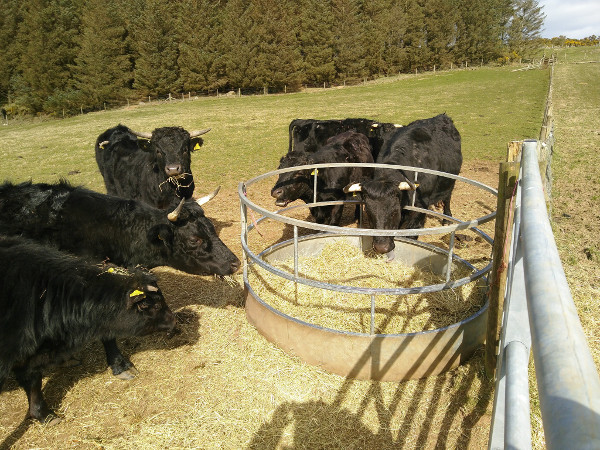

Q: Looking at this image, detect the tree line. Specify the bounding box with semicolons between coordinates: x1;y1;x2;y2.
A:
0;0;545;117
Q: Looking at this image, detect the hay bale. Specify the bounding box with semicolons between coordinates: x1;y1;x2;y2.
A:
248;241;485;334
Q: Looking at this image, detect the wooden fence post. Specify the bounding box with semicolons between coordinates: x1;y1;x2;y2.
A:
485;158;520;379
507;140;523;163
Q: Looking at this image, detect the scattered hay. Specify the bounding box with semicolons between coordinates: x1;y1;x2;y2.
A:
248;241;486;334
158;172;193;192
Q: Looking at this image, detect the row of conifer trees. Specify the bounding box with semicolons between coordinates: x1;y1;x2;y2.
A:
0;0;545;116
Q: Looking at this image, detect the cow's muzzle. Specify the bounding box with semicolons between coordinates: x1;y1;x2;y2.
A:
271;187;290;207
373;237;395;255
165;165;183;177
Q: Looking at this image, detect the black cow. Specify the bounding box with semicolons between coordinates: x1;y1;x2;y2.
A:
0;236;176;423
95;124;210;209
0;180;240;378
288;118;402;160
344;114;462;254
271;131;374;226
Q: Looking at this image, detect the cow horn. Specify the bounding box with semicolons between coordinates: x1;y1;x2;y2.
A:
398;181;419;191
130;129;153;139
189;128;211;137
167;198;186;222
196;186;221;206
344;183;362;193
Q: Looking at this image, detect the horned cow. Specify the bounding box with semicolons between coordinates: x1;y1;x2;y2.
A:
344;114;462;254
0;180;240;379
95;124;210;209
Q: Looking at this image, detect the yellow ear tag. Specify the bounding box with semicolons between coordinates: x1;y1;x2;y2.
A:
130;289;145;297
193;143;202;151
108;268;115;273
311;169;318;175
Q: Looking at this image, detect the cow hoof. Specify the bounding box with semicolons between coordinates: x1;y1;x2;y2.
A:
115;367;139;380
43;414;62;426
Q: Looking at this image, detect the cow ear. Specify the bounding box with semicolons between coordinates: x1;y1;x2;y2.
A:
127;289;147;309
190;137;204;152
137;139;152;152
148;224;173;247
410;127;432;142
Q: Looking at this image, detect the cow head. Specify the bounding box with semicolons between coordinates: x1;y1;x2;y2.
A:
132;126;210;197
344;178;418;254
147;188;241;276
102;268;176;336
270;152;314;207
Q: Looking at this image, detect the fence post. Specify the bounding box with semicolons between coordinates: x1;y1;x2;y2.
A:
507;140;523;162
485;160;520;379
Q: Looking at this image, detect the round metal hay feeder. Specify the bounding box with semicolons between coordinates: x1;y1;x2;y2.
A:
239;162;496;381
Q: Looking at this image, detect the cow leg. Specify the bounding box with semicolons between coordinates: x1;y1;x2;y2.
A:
329;204;344;226
13;368;60;424
102;339;139;380
441;191;453;224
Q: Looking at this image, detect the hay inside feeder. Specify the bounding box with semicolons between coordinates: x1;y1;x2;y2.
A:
248;241;486;334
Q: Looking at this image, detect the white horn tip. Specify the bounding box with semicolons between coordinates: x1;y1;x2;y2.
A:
344;183;362;193
196;186;221;206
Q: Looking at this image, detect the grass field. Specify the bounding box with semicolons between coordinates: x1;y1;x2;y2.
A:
0;66;547;190
3;54;594;449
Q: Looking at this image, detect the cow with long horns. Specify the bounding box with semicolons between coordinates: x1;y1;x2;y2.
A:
95;124;210;209
0;180;240;379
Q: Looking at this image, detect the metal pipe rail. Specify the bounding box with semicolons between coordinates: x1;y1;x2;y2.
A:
521;140;600;448
490;140;600;448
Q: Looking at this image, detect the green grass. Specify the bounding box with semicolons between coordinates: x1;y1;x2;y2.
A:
0;65;548;192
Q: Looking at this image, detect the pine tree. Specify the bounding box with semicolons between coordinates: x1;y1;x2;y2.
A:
0;0;22;105
379;1;409;74
422;0;457;69
507;0;545;60
132;0;181;98
178;0;224;93
298;0;336;86
454;0;513;64
331;0;365;80
358;0;391;77
73;0;132;109
245;0;302;91
217;0;255;90
16;0;82;114
399;0;427;72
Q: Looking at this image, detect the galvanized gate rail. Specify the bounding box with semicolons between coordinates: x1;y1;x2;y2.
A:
488;140;600;449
